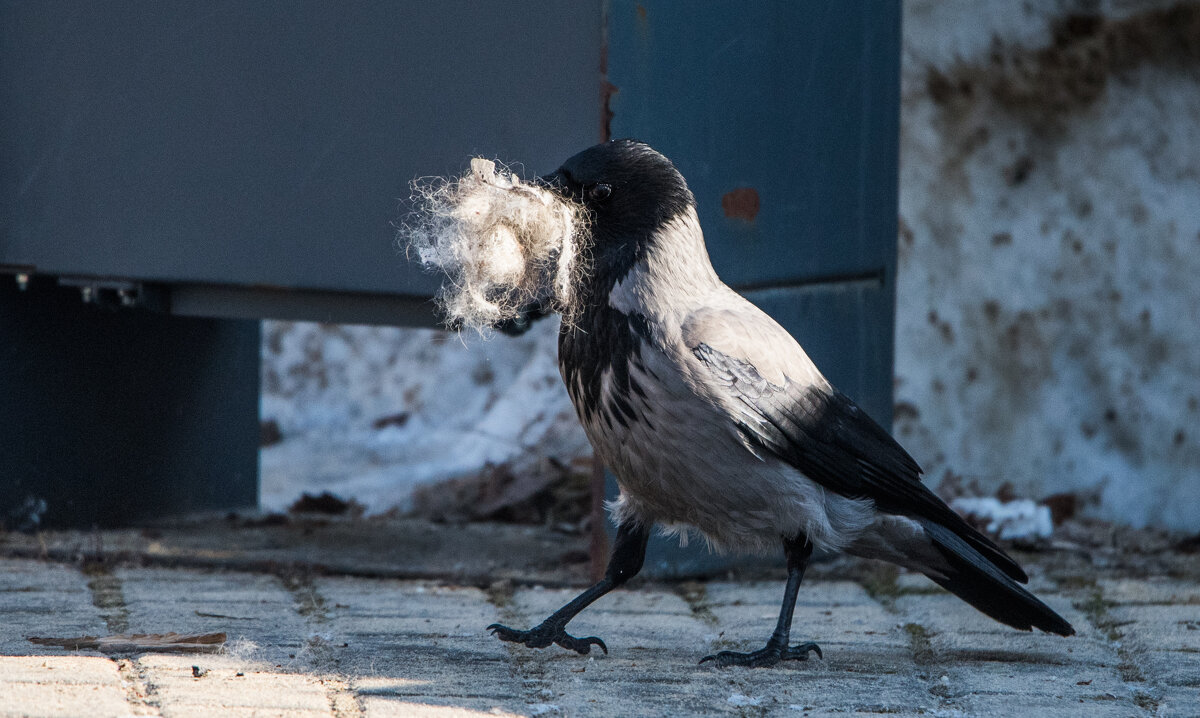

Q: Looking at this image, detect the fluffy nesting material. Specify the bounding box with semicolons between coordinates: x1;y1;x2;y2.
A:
403;158;588;332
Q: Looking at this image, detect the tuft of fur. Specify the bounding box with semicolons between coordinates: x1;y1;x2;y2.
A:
402;158;589;332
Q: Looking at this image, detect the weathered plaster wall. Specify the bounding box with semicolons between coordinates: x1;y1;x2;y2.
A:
259;318;588;513
896;0;1200;528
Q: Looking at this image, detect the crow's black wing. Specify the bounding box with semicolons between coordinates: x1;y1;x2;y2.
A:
692;342;1027;583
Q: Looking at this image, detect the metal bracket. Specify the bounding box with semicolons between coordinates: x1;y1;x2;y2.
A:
55;276;170;312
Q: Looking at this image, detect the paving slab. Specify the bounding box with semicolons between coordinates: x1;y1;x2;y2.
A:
117;567;313;666
2;518;1200;717
705;581;935;716
0;657;129;718
892;587;1147;715
1109;604;1200;654
140;654;331;717
1;680;132;718
0;559;108;656
1157;685;1200;717
502;585;729;717
1099;578;1200;606
317;577;527;717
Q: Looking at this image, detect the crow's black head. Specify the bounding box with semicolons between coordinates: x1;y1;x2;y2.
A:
542;140;695;287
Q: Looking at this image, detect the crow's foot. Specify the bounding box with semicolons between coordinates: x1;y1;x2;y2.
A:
487;622;607;655
700;641;821;668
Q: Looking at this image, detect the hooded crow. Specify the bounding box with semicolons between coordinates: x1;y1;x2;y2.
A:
488;139;1074;667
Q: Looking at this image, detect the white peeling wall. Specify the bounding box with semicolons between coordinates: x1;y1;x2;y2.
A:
896;0;1200;528
259;318;588;513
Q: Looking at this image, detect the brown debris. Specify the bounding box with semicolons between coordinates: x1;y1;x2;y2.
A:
927;3;1200;129
1042;492;1080;525
410;456;593;526
228;512;289;527
1174;533;1200;554
287;492;364;517
29;632;226;654
893;401;921;422
260;420;283;447
1003;156;1034;186
371;412;410;430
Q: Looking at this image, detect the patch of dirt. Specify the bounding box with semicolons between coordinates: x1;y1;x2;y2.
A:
927;4;1200;130
288;492;365;517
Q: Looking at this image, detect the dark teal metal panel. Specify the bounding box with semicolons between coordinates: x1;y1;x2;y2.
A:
606;1;901;287
0;279;259;529
606;1;901;575
0;1;602;298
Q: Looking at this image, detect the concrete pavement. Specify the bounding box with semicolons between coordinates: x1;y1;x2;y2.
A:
1;519;1198;716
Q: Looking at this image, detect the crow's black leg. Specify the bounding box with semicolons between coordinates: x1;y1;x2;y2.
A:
701;532;823;668
488;521;649;655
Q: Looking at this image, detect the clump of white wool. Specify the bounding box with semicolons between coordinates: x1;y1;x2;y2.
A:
403;158;588;332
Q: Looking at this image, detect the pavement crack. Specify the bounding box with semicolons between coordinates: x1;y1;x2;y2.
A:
1073;582;1161;714
83;563;130;634
116;657;162;716
485;580;558;709
674;581;719;627
484;578;515;610
903;622;936;666
860;564;902;613
280;570;329;623
280;572;365;715
322;676;364;718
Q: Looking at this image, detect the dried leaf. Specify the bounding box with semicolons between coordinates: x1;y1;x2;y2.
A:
29;632;226;654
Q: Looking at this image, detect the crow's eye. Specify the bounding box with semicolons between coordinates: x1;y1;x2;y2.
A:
588;183;612;201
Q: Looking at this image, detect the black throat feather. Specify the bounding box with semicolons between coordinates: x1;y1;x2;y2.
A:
559;298;653;432
552;140;695;431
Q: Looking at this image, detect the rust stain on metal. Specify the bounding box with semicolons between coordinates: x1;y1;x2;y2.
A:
600;14;616;141
601;81;617;142
721;187;760;221
634;3;650;42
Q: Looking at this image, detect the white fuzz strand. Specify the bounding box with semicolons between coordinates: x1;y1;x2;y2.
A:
401;158;589;332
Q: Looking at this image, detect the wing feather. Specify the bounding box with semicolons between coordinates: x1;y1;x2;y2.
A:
690;340;1028;583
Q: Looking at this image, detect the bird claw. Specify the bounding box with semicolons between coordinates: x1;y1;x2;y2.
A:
700;641;822;668
487;622;608;656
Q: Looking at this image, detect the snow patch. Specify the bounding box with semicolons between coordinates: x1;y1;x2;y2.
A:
260;317;589;514
951;497;1053;541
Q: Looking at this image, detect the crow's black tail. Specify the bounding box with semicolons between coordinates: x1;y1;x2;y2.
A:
917;521;1074;636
